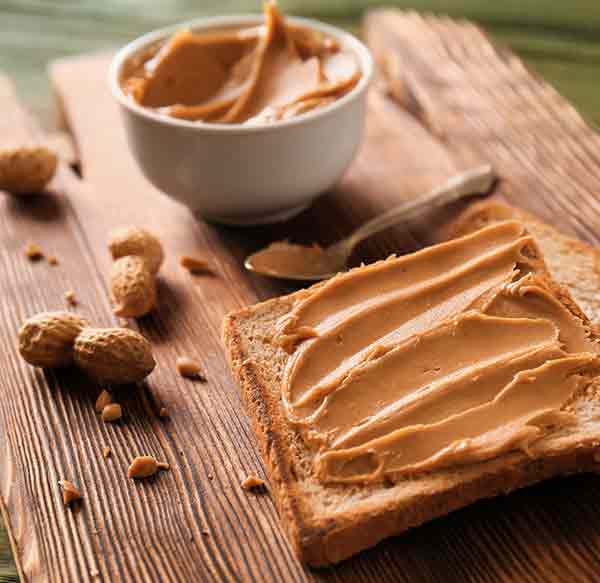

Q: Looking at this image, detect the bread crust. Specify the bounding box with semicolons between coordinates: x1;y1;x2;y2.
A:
222;212;600;566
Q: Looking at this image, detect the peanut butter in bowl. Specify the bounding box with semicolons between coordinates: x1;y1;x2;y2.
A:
110;3;372;223
121;1;362;125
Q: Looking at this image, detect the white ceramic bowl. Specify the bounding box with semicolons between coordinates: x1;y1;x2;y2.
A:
109;14;374;225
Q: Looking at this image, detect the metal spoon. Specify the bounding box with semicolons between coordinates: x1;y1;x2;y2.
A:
245;164;495;281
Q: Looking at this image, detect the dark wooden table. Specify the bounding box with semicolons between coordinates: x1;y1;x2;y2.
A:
1;2;600;581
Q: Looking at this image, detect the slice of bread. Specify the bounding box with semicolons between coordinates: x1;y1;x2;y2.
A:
223;215;600;566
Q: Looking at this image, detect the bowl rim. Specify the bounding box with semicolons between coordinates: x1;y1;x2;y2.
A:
109;13;374;135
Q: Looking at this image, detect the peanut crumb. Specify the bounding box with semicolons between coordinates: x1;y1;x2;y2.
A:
95;390;112;413
241;475;266;492
159;407;169;418
64;290;77;306
176;356;206;381
202;529;210;536
59;479;83;505
128;455;169;479
102;447;111;459
24;242;44;261
101;403;122;422
180;255;212;274
47;255;58;265
119;318;130;328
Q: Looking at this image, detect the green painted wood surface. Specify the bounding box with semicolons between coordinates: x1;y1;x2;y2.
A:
0;526;17;583
1;2;598;581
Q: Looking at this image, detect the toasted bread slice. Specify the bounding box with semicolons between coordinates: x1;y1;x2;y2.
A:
223;218;600;566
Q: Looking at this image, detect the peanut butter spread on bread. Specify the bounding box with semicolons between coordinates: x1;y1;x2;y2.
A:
122;2;360;124
275;221;600;483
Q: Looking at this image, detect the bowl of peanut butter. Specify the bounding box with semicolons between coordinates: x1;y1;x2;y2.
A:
110;1;373;225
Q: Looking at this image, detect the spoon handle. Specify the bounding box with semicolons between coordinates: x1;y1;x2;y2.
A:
343;164;495;252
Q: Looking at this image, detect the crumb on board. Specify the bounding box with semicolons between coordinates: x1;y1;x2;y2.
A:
64;290;77;306
179;255;212;274
128;455;169;479
24;242;44;261
159;407;169;418
241;475;266;492
95;390;112;413
176;356;206;381
101;403;122;423
59;479;83;505
102;447;111;459
47;255;58;265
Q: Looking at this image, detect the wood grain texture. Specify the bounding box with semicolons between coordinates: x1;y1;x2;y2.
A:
2;10;600;582
366;10;600;245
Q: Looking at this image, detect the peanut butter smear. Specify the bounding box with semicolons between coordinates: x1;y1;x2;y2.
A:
122;2;361;124
276;221;600;484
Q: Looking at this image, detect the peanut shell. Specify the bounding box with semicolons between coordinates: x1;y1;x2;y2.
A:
18;311;88;368
108;226;164;274
0;146;58;194
110;255;156;318
74;327;155;385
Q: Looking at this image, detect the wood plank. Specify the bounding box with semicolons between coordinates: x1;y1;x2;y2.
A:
2;10;600;583
366;10;600;244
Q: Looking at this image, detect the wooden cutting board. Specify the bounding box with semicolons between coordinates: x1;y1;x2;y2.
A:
3;10;600;582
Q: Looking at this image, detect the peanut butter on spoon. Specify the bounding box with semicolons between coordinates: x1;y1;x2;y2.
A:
245;241;341;279
122;1;361;124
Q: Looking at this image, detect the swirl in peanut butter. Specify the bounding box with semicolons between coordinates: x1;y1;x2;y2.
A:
276;221;600;483
122;2;361;124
